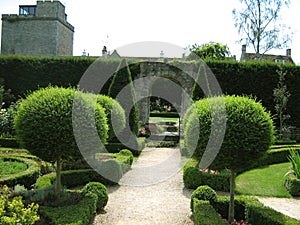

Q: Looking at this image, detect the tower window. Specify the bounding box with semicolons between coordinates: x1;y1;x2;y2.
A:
19;6;36;15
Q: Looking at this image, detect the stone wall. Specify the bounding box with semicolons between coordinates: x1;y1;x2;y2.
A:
1;1;74;56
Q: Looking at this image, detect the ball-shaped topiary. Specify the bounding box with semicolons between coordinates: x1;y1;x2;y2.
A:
184;95;274;222
97;95;126;141
14;86;109;193
184;95;274;172
82;182;108;210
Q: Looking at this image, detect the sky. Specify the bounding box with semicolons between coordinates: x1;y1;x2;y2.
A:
0;0;299;64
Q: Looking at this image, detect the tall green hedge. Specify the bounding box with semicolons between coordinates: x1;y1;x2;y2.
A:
0;56;299;127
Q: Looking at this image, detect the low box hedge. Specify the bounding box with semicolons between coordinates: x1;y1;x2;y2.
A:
183;145;300;191
0;137;19;148
105;138;145;156
0;156;40;189
30;182;108;225
285;174;300;196
191;186;300;225
193;199;228;225
36;150;134;188
40;191;98;225
183;157;230;191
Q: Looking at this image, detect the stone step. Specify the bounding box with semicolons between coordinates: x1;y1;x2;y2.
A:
148;132;180;142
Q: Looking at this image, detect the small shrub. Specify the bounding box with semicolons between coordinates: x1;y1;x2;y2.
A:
118;149;134;165
81;182;108;210
190;185;217;211
0;185;40;225
285;174;300;196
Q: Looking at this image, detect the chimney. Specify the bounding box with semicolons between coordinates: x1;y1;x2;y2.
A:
242;44;247;54
286;49;291;57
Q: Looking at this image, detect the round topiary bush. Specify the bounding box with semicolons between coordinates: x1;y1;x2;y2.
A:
14;86;109;193
184;95;274;172
81;182;108;210
119;149;134;165
97;95;126;141
184;95;274;222
190;185;217;211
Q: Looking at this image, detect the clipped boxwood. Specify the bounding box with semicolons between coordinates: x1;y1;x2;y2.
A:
35;150;134;189
81;182;108;210
0;137;19;148
35;169;117;189
191;186;300;225
285;174;300;196
40;193;97;225
190;185;217;212
193;199;228;225
183;158;230;191
0;156;40;188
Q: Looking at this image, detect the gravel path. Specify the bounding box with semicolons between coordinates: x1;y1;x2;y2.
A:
92;147;300;224
92;147;194;225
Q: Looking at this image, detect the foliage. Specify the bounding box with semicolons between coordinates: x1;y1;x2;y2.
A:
193;199;228;225
184;95;274;222
35;150;133;189
14;86;108;193
188;42;231;60
108;59;140;137
185;96;274;171
97;94;126;141
191;187;300;225
39;193;97;225
183;166;230;191
81;182;108;210
0;83;4;107
0;185;40;225
286;149;300;179
0;57;300;127
190;185;217;211
0;156;40;189
0;101;20;138
232;0;292;55
285;174;300;196
0;157;27;175
273;67;291;139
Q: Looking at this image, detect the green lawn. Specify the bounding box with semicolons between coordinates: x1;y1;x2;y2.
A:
0;158;27;175
149;117;179;123
236;162;292;198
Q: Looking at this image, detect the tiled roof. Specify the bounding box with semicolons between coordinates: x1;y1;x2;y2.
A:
240;48;294;64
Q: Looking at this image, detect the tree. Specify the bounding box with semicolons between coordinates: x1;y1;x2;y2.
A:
187;42;231;60
233;0;292;56
184;96;274;222
273;66;290;139
14;87;108;194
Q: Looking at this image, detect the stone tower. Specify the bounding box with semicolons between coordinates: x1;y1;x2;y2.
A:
1;0;74;56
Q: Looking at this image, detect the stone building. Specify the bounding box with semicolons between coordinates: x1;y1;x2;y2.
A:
1;0;74;56
240;45;294;64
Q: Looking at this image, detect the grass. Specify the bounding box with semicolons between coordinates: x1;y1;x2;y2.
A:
149;117;179;123
236;162;292;198
0;158;28;175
